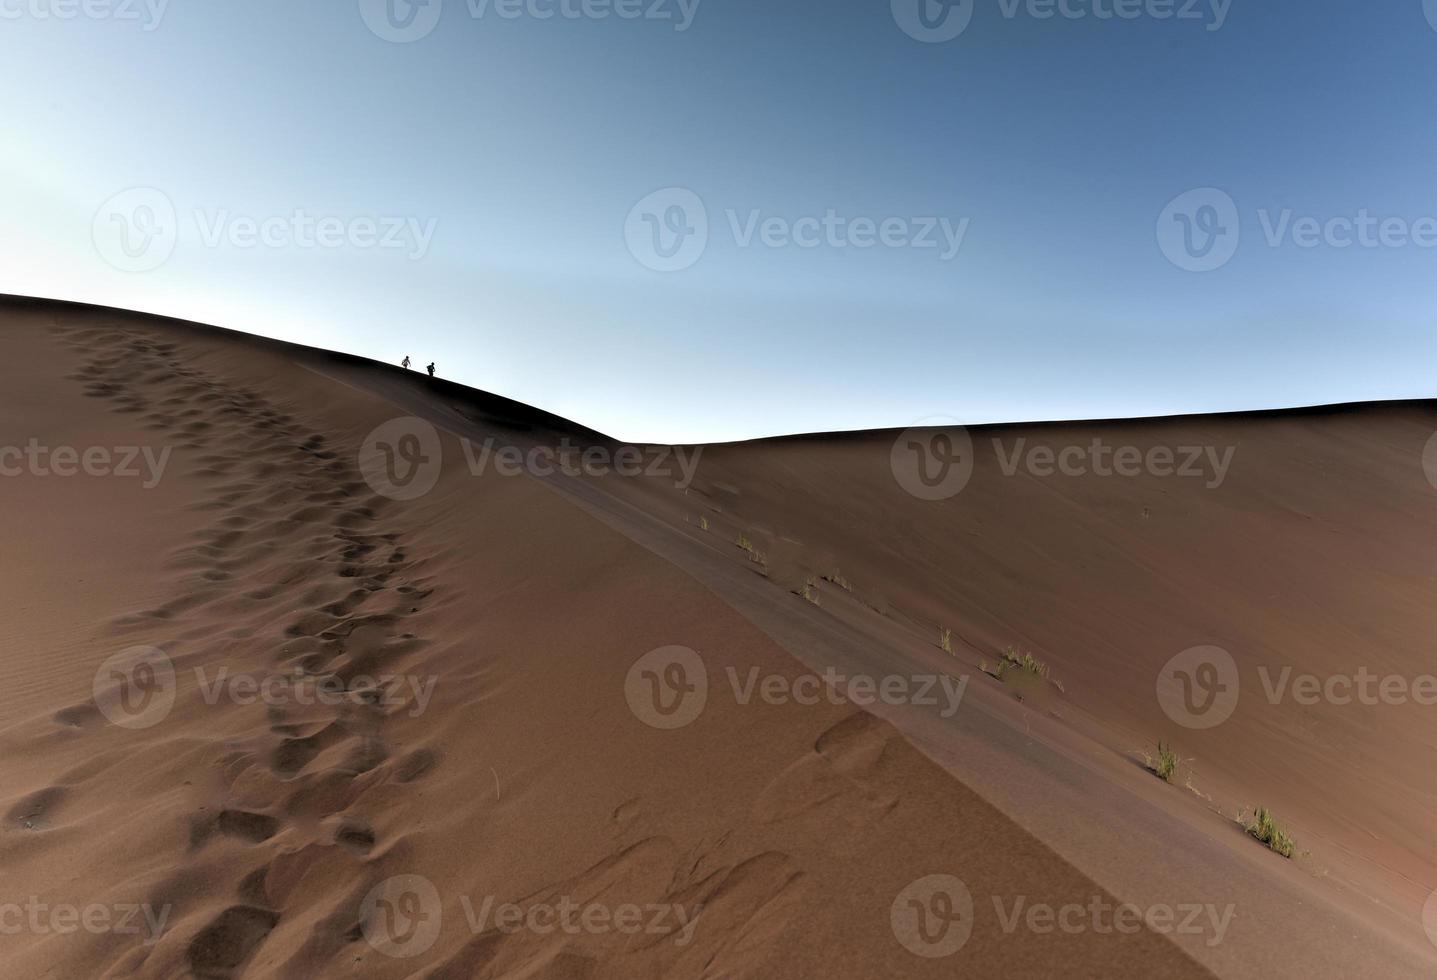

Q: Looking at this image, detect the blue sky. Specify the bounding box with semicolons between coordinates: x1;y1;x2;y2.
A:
3;1;1436;442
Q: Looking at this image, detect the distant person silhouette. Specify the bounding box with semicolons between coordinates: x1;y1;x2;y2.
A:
426;362;435;377
402;355;411;369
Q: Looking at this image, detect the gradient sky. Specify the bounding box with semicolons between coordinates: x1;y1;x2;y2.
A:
3;1;1437;442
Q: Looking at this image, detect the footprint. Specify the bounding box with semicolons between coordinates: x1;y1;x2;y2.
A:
394;747;439;783
186;905;279;979
334;820;376;854
218;809;281;843
5;786;68;831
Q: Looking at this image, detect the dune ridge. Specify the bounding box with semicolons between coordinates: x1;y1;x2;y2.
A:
1;296;1434;977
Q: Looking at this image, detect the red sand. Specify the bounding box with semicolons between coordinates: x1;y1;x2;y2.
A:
2;296;1434;977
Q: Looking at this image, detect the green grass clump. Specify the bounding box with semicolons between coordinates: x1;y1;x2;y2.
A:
939;627;952;653
1244;807;1295;858
1148;740;1179;782
734;533;766;567
1001;645;1049;678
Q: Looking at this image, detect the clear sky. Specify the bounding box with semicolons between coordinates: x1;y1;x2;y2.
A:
3;1;1436;442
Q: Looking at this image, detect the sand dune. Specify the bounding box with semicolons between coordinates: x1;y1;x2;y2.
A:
1;295;1434;978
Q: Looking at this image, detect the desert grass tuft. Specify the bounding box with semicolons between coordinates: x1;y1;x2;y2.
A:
800;575;821;605
1001;645;1049;678
1145;740;1179;782
1243;807;1295;858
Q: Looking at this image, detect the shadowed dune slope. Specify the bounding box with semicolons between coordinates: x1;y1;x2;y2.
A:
1;296;1434;978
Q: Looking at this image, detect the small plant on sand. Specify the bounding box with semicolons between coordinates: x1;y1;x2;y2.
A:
939;627;953;654
1243;807;1295;858
735;533;766;567
698;515;709;531
799;575;820;605
1001;645;1049;679
822;569;852;592
1144;740;1179;783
